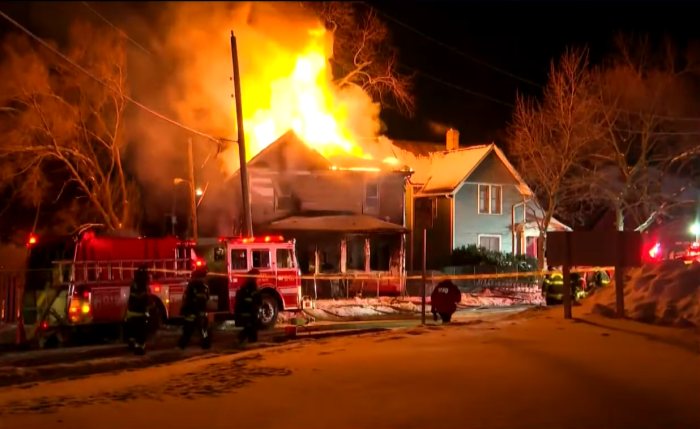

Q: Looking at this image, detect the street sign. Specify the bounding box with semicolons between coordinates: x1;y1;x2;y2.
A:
414;197;435;230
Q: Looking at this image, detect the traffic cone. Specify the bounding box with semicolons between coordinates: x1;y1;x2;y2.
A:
15;318;27;345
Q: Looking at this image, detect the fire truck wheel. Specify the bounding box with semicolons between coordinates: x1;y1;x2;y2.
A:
259;292;279;330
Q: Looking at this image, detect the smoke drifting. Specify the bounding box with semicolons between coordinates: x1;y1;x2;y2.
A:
126;1;384;233
427;120;452;137
123;2;380;232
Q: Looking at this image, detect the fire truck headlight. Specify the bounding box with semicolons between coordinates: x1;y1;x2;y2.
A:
81;304;91;314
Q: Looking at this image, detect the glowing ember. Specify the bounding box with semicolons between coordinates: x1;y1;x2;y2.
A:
239;28;371;164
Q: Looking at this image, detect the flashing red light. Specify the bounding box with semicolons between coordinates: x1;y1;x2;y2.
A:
41;321;48;330
27;234;37;246
240;235;285;244
648;243;660;259
195;260;203;267
83;291;89;299
154;285;161;293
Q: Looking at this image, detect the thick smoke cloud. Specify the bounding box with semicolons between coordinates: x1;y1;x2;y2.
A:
126;1;383;234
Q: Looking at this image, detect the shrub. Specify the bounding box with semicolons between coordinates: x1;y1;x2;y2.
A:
450;245;537;272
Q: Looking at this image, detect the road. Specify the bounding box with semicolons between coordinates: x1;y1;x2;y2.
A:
0;307;697;429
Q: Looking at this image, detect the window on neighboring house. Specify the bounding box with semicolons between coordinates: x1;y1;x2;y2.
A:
252;249;271;269
478;235;501;252
478;184;502;215
274;188;294;211
364;182;379;213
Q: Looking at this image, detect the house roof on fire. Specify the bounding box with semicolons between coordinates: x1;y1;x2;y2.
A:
232;130;411;175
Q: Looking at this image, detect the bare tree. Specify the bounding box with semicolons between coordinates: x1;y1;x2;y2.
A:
0;21;139;231
509;48;601;268
303;2;415;116
588;35;698;232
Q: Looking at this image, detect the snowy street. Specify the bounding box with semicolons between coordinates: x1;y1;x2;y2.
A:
0;306;697;429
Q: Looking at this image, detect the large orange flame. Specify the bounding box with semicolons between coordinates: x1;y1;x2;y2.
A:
238;28;373;164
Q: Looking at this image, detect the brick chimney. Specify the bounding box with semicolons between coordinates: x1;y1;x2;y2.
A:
446;128;460;151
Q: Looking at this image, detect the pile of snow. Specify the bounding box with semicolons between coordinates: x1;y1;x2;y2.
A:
584;260;700;327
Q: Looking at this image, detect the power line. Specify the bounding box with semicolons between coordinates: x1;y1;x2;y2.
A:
400;64;515;109
81;2;153;57
366;2;541;89
369;3;700;123
0;9;222;146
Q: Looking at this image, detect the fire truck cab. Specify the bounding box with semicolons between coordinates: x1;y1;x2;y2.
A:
199;235;307;329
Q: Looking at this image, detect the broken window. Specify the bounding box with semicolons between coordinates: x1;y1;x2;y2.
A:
274;188;294;211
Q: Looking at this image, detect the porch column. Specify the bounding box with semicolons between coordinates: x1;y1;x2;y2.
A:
364;237;371;272
340;238;347;273
314;245;320;275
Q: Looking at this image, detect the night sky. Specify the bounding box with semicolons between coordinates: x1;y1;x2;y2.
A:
370;1;700;146
2;1;699;146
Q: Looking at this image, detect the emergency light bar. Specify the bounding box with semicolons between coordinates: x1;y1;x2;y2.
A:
27;234;37;246
219;235;286;244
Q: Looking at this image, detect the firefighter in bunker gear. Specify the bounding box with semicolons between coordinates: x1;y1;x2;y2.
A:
126;265;152;355
178;267;211;350
589;270;611;290
543;267;583;305
235;269;262;344
430;279;461;323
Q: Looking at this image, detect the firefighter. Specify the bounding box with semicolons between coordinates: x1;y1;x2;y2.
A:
178;267;211;350
570;270;584;303
589;270;611;290
430;279;462;323
235;269;262;345
126;265;151;356
542;266;565;306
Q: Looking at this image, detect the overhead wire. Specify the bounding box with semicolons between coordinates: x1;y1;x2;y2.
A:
81;1;153;57
366;2;700;122
0;9;222;146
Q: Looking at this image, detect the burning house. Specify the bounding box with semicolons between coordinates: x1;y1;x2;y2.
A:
226;130;412;298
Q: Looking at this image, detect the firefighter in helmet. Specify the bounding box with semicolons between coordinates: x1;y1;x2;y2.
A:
235;269;262;345
126;265;152;355
542;265;565;306
178;267;211;350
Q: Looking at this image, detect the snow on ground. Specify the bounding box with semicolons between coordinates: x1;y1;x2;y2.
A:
310;287;543;319
0;310;697;429
582;260;700;327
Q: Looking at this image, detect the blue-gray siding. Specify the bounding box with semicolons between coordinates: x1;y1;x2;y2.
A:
453;151;528;253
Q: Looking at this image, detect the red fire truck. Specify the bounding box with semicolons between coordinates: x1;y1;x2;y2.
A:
195;235;309;328
25;231;307;347
25;230;197;346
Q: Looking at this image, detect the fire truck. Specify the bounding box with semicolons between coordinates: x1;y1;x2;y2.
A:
24;231;307;347
193;235;310;329
24;230;197;346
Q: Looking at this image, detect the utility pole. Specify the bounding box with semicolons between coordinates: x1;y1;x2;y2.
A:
187;138;198;241
230;30;253;238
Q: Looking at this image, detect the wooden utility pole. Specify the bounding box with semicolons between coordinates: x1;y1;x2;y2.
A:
421;228;427;324
230;30;253;238
187;138;198;241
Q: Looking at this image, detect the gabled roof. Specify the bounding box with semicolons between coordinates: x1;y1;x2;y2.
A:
406;143;533;197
